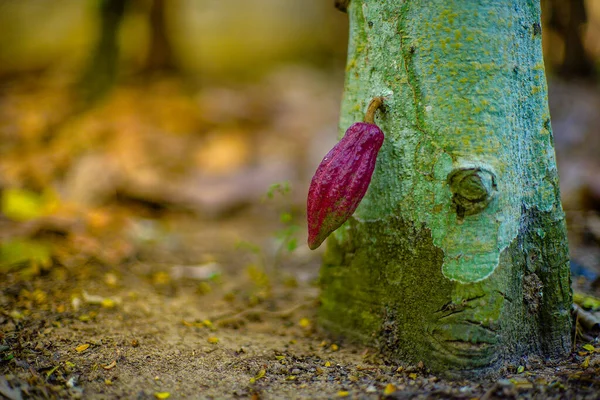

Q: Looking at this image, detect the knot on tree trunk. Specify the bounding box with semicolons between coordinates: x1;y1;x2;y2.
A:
448;168;496;219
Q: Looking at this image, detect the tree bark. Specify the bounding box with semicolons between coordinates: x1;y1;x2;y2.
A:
319;0;572;375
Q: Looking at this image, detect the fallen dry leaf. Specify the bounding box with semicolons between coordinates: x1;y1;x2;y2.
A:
75;344;90;353
102;360;117;370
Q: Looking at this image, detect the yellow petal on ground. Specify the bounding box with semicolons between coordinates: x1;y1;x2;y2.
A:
102;360;117;370
75;343;90;353
249;369;266;384
384;384;396;395
299;318;311;328
337;391;349;397
581;356;590;369
207;337;219;344
582;344;595;352
101;298;116;308
46;365;59;378
154;392;170;399
325;361;331;367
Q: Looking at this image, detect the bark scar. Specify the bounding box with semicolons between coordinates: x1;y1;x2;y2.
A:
448;167;497;219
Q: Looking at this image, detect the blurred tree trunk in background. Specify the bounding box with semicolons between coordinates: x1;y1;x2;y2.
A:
78;0;128;105
319;0;572;376
78;0;179;105
546;0;595;79
142;0;177;73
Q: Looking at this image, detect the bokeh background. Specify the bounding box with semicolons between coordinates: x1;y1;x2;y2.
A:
1;0;600;314
1;1;600;398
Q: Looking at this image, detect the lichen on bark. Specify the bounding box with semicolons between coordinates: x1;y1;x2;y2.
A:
319;0;572;374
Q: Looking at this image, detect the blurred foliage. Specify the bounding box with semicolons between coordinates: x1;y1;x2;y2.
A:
1;188;59;221
0;0;348;82
0;0;341;270
0;239;52;272
2;0;600;81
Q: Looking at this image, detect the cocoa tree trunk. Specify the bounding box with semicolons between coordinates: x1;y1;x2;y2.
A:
319;0;572;375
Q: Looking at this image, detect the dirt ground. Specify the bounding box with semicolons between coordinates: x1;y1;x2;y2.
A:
1;210;600;400
1;73;600;399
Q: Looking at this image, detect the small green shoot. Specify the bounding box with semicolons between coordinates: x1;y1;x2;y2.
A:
236;181;301;296
265;181;291;200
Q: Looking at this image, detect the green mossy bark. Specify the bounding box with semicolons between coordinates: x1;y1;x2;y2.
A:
319;0;572;375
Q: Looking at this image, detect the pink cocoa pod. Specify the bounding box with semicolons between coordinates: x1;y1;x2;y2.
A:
307;122;384;250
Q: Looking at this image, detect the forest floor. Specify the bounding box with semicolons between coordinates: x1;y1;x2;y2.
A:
1;71;600;399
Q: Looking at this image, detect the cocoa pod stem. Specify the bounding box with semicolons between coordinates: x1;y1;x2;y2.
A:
364;97;384;124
